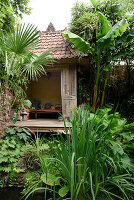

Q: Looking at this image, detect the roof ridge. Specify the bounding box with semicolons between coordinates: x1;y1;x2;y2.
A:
39;28;67;34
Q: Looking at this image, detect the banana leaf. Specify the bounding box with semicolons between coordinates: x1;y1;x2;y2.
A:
62;31;92;54
97;19;128;48
97;12;112;39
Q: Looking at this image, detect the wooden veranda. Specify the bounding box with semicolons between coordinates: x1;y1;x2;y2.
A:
14;119;70;133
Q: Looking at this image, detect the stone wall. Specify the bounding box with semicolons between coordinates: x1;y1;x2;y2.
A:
0;91;13;139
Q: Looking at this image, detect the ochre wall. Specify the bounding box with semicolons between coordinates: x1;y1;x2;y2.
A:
26;70;61;107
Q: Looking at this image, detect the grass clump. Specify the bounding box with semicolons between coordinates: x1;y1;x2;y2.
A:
52;107;134;200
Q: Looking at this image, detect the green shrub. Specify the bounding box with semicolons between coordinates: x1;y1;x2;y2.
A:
5;127;32;142
0;127;32;184
22;135;60;200
23;135;71;200
0;138;25;173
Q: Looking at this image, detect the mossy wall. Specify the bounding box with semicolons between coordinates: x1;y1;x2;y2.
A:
0;91;12;138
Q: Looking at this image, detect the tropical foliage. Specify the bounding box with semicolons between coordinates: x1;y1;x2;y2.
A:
98;0;134;24
0;0;31;32
68;0;134;108
51;107;134;200
63;1;129;109
0;23;54;94
22;108;134;200
69;0;134;39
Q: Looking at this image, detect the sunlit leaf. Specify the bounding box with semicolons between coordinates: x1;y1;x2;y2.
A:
41;173;60;186
90;0;99;8
58;185;69;197
13;168;25;173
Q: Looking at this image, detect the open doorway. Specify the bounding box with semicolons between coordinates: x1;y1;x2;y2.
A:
26;70;62;119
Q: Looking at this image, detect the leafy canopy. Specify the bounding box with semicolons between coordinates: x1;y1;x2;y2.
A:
0;0;31;32
69;0;133;41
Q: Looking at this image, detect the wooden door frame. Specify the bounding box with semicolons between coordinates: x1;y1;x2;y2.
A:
61;64;77;118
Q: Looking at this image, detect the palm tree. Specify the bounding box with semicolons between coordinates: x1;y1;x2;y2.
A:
0;23;55;123
0;23;54;91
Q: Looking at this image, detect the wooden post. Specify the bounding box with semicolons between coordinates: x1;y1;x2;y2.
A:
61;64;77;118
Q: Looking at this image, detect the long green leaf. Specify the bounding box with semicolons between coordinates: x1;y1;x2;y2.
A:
97;19;128;47
71;152;75;199
97;12;112;39
90;0;99;8
89;172;95;200
62;31;92;54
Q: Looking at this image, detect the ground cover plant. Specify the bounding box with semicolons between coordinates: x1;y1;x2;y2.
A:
22;135;63;200
0;127;32;187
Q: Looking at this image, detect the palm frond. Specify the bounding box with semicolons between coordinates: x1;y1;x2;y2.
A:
1;23;40;54
32;49;56;66
18;50;55;80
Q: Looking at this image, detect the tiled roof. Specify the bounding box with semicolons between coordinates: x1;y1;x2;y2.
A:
33;30;76;59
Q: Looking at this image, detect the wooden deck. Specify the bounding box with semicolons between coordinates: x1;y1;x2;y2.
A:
14;119;70;133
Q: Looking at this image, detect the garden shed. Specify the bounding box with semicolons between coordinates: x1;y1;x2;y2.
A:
26;23;89;119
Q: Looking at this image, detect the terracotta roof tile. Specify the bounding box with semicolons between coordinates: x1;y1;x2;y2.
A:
33;30;76;59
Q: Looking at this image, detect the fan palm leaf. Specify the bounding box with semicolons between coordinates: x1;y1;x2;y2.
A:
14;50;55;80
1;23;40;55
